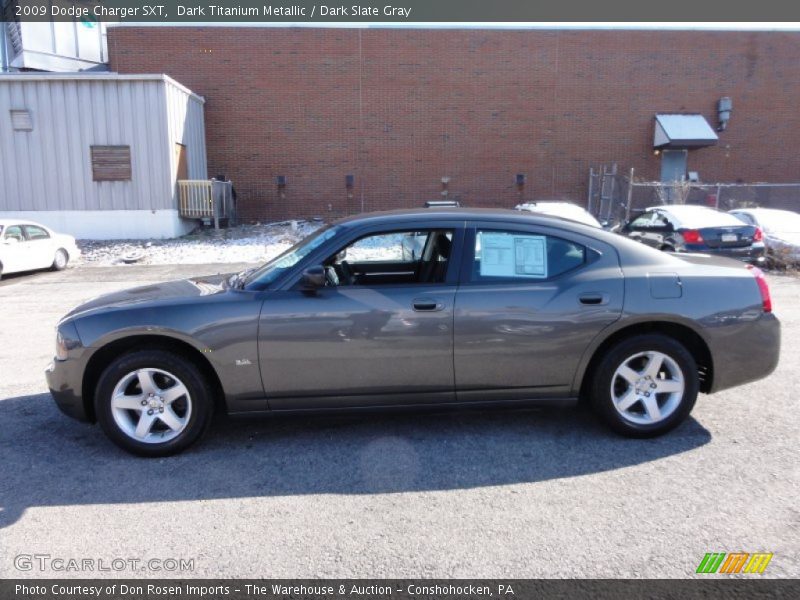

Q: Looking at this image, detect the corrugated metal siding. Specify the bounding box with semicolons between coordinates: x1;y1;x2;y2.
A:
164;79;208;205
0;76;205;213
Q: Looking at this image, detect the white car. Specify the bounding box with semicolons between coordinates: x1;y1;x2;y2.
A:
515;201;602;228
0;220;80;280
729;208;800;266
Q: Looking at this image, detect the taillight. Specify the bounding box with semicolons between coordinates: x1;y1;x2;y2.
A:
683;229;704;244
753;227;763;242
747;265;772;312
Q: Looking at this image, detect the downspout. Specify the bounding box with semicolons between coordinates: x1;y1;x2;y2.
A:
1;21;9;72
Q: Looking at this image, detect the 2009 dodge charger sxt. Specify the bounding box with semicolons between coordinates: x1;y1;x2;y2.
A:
46;208;780;456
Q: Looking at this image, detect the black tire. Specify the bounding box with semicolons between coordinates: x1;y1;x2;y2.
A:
589;334;699;438
51;248;68;271
95;350;214;457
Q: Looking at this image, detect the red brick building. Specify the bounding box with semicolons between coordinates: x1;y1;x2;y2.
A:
108;27;800;222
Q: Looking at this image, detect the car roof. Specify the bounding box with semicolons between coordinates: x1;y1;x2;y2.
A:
730;207;795;216
646;204;746;227
0;219;48;228
647;204;721;215
333;207;601;230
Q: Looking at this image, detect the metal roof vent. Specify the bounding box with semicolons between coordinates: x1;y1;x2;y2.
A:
10;109;33;131
425;200;460;208
654;114;718;149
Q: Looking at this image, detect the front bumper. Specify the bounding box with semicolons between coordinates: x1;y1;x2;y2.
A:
46;358;90;422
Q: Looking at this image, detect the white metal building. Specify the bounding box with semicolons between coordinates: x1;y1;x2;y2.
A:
0;73;207;239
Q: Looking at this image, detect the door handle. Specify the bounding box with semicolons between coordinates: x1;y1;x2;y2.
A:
579;293;608;306
413;298;443;311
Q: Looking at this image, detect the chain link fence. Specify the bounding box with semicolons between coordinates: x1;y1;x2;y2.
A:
588;165;800;227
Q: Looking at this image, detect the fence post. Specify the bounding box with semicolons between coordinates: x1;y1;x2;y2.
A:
715;184;722;209
587;167;594;213
212;179;220;230
625;168;635;222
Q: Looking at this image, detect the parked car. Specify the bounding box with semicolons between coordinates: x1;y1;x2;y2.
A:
619;204;765;263
516;201;602;228
0;220;80;280
729;207;800;267
47;208;779;456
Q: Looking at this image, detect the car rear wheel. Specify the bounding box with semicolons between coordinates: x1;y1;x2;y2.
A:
95;350;214;456
51;249;68;271
590;334;699;437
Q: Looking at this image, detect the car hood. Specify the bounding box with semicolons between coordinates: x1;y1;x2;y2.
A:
64;274;229;320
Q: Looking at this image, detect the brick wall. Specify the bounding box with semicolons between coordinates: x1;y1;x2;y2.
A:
109;27;800;222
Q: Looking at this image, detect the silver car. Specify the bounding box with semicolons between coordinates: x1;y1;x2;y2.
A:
47;208;780;456
730;207;800;267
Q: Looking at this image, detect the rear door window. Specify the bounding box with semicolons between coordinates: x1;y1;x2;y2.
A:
24;225;50;240
470;230;586;282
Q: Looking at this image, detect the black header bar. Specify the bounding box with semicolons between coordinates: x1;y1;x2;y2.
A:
4;1;800;23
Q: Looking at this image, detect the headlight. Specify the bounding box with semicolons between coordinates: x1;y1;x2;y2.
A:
55;330;69;360
54;321;82;361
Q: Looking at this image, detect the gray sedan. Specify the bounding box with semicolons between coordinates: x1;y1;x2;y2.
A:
47;208;780;456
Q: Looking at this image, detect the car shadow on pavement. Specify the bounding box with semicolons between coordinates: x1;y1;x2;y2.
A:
0;392;711;528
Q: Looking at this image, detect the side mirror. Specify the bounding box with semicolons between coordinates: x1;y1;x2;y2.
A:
301;265;326;291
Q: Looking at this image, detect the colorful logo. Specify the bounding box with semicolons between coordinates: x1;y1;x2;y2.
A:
696;552;773;574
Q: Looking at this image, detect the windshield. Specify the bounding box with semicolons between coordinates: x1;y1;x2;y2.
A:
755;210;800;233
244;224;341;288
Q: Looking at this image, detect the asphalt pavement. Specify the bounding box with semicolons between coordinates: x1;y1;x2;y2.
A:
0;264;797;578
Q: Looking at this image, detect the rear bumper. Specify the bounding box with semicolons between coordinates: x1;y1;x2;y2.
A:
708;312;780;393
684;243;765;264
686;243;766;264
46;358;90;422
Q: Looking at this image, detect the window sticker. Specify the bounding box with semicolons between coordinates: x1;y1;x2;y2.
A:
479;233;547;279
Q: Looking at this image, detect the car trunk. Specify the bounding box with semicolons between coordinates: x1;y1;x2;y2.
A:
695;225;757;248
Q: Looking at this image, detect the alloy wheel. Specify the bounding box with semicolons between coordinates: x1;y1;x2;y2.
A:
610;351;685;425
110;368;192;443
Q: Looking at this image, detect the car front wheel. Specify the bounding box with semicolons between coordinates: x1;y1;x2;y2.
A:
95;350;214;456
590;334;699;437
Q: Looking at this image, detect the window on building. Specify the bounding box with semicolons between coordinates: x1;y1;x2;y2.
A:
10;110;33;131
90;145;132;182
